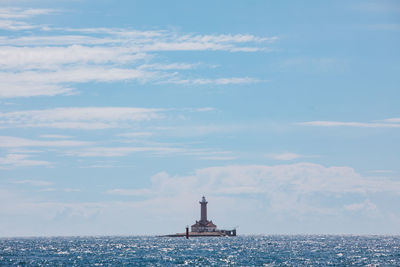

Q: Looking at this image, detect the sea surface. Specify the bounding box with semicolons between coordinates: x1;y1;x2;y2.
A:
1;235;399;266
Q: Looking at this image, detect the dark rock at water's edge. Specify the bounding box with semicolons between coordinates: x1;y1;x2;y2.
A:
164;229;237;237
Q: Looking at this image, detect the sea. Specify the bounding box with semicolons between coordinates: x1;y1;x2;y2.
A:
1;235;399;266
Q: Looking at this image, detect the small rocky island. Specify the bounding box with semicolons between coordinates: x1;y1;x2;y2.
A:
165;196;236;237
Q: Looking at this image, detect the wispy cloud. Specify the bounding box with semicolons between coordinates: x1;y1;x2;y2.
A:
191;107;216;112
0;46;148;70
344;199;377;212
0;154;51;168
0;107;223;130
151;123;250;137
117;132;153;138
0;82;74;98
199;155;237;161
40;134;73;139
0;107;164;129
0;35;124;46
266;153;303;161
298;119;400;128
0;69;260;98
0;19;36;30
0;8;54;19
138;63;197;70
0;7;275;98
0;67;154;98
0;7;54;30
65;143;235;161
163;77;260;85
0;136;90;147
11;179;53;186
68;146;186;157
384;118;400;123
0;32;277;50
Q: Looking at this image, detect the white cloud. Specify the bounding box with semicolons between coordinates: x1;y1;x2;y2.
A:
0;46;148;70
0;19;35;30
0;67;257;98
80;164;117;169
61;162;400;235
134;33;276;53
164;77;259;85
199;156;237;161
2;162;400;235
298;120;400;128
0;154;51;168
344;199;377;212
213;77;259;84
0;67;155;98
192;107;215;112
117;132;153;138
12;179;53;186
0;8;274;98
184;150;236;160
178;33;275;44
0;82;75;98
40;134;72;139
68;146;186;157
1;32;276;51
138;63;197;70
0;35;123;46
267;153;302;161
0;136;90;147
0;8;54;31
122;163;400;211
153;123;249;137
0;107;164;129
7;148;42;154
384;117;400;123
0;8;54;19
67;144;234;159
0;47;260;98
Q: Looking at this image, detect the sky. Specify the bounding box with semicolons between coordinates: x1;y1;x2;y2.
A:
0;0;399;236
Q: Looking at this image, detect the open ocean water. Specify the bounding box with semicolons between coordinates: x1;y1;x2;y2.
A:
1;235;399;266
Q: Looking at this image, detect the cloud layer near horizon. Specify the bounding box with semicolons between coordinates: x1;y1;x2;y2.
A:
2;162;399;236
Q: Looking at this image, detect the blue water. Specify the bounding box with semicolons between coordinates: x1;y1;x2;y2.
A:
1;235;399;266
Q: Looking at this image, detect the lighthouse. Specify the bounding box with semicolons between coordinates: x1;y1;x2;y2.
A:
165;196;237;237
191;196;217;232
200;196;208;222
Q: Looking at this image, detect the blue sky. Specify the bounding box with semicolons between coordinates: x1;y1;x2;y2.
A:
1;0;399;236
